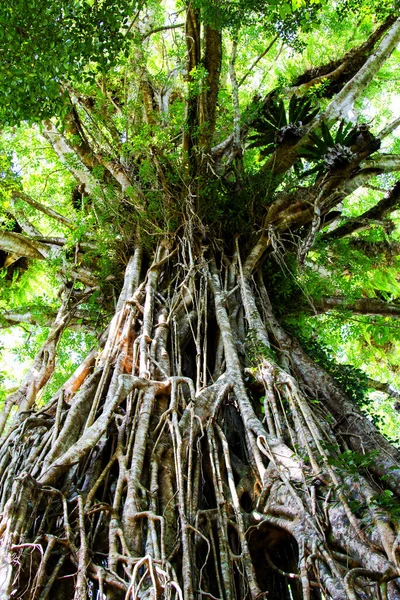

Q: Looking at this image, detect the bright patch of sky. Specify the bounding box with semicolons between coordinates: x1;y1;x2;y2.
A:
0;328;29;390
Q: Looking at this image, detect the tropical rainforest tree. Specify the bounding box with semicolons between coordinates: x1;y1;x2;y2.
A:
1;0;400;598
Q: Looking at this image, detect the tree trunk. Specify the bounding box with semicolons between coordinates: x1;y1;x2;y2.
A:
2;8;400;600
0;238;399;600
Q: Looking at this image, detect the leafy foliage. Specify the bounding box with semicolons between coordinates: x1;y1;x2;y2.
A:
0;0;133;124
295;333;370;406
194;0;320;38
328;449;379;474
41;329;98;402
371;489;400;520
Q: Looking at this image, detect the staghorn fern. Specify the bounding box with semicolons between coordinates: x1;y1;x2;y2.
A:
298;120;360;178
247;93;319;158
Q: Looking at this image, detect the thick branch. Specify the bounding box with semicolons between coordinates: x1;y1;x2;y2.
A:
344;155;400;194
378;117;400;139
64;107;99;171
261;19;400;177
0;308;92;331
0;231;50;261
243;156;373;273
0;230;96;286
183;6;201;165
358;154;400;174
42;121;98;193
291;16;397;97
201;25;222;148
228;37;241;152
313;18;400;126
12;190;73;228
367;378;400;399
322;180;400;242
312;296;400;318
0;300;72;436
141;22;185;40
212;21;394;163
0;310;57;328
67;95;141;197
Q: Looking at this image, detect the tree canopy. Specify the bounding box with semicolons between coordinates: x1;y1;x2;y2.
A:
2;0;400;429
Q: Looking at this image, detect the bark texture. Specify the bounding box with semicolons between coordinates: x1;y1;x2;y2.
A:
0;240;399;600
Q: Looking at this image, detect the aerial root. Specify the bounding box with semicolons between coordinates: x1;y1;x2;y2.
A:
0;247;399;599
